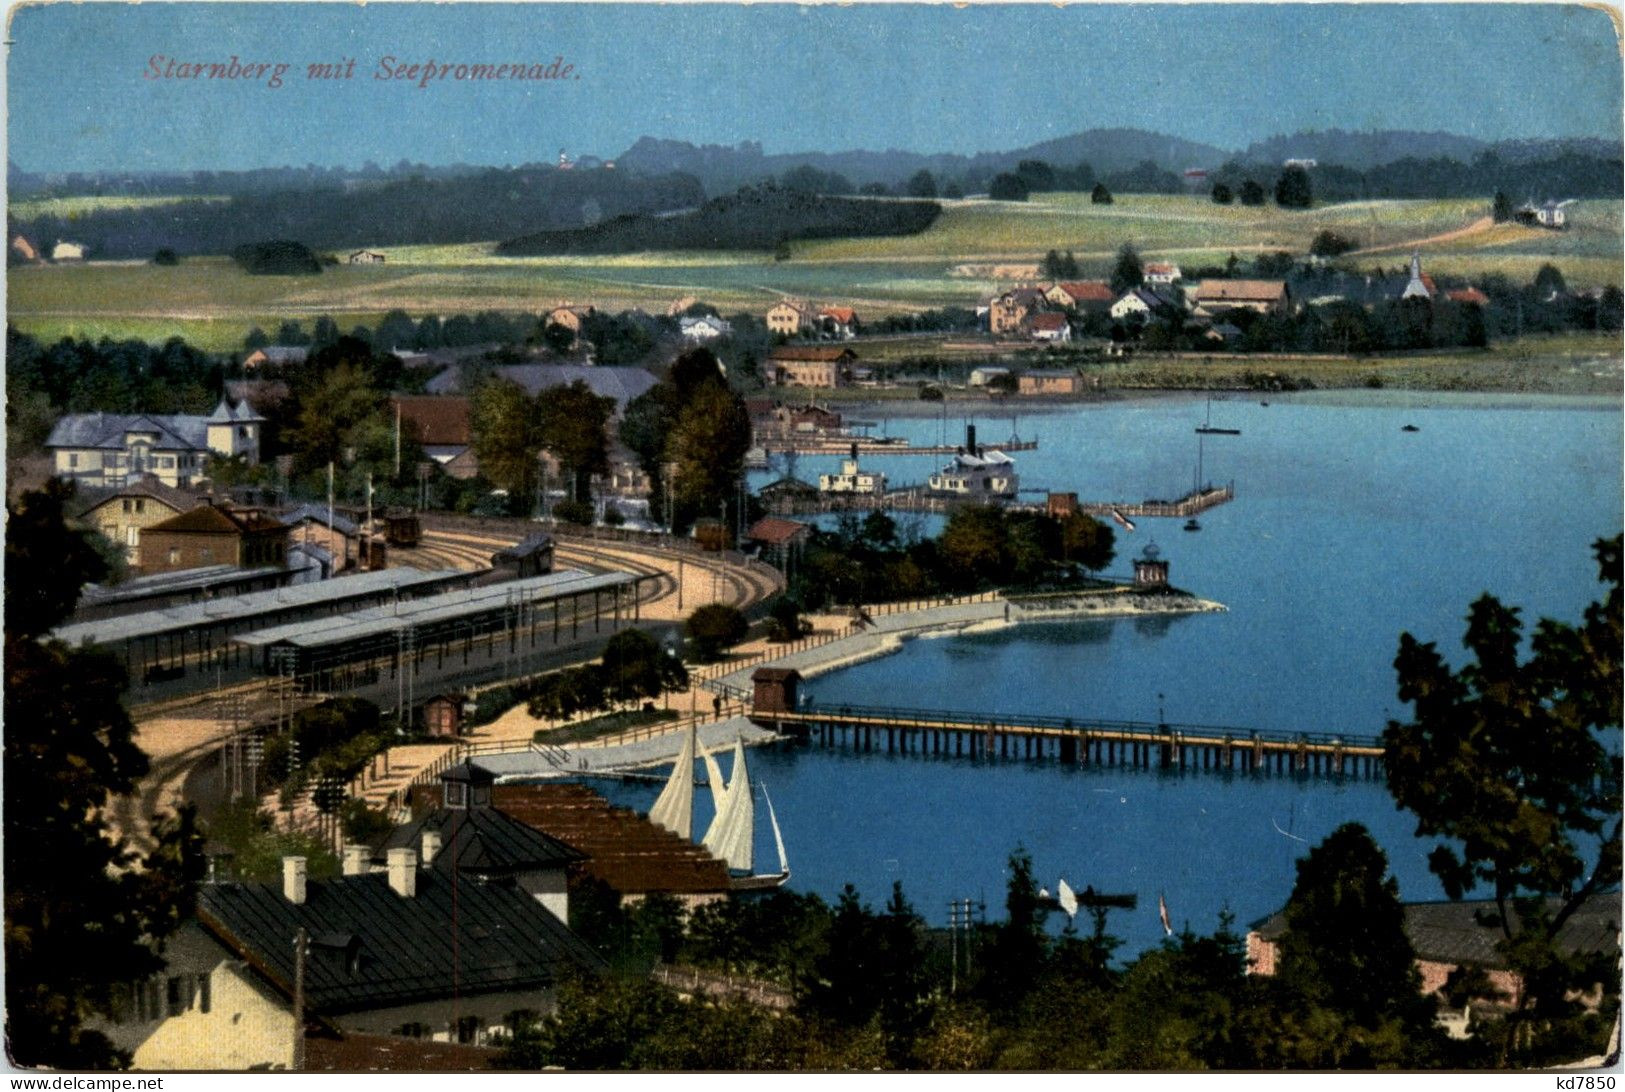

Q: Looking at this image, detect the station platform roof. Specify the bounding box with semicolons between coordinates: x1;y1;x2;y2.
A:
231;569;642;652
52;567;474;648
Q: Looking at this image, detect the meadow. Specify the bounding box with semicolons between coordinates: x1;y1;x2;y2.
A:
7;194;1620;353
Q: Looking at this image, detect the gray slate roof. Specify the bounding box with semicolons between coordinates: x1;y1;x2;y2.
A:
197;870;604;1014
426;364;658;410
280;503;361;537
46;412;209;452
1251;893;1621;968
386;804;584;876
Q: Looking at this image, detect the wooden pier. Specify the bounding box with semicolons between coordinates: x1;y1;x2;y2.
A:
766;482;1236;519
754;702;1384;780
756;436;1041;458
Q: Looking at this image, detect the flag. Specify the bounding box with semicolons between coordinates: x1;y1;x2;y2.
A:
1111;508;1136;532
1158;892;1173;936
1057;879;1078;919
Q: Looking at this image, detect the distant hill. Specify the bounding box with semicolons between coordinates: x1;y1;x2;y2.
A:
496;186;941;256
1238;129;1622;170
616;128;1232;193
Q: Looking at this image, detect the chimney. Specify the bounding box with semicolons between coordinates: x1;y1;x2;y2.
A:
966;423;977;454
421;829;442;865
386;847;417;898
282;856;307;905
341;844;369;876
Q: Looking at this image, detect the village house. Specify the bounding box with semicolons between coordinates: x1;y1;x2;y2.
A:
1027;312;1073;342
1044;280;1115;312
140;502;287;575
77;476;199;566
766;346;857;389
91;783;606;1071
769;403;844;435
1190;279;1292;318
51;239;85;262
1446;286;1491;307
817;306;860;340
989;287;1049;335
390;395;476;478
347;250;386;264
1111;286;1182;323
758;476;821;514
746;516;814;569
243;345;311;374
46;398;264;490
765;300;816;337
1246;893;1620;1026
1144;261;1183;286
969;366;1012;388
679;314;733;343
544;304;596;349
425;363;657;419
279;503;360;574
1018;369;1085;396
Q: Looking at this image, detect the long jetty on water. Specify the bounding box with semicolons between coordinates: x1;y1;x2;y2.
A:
765;483;1236;518
741;700;1385;780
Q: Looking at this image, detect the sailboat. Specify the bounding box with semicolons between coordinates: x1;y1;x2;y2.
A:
648;725;790;890
1195;396;1241;436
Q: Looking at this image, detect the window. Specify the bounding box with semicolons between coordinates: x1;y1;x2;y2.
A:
69;453;80;469
127;527;140;547
197;972;211;1014
135;499;145;514
168;547;181;565
122;499;132;513
393;1022;430;1039
455;1015;483;1045
445;782;468;808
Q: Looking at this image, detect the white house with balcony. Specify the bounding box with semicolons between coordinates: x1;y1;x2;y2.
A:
46;398;263;489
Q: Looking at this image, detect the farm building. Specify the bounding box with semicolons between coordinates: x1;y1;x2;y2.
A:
139;502;288;575
1027;312;1072;342
1191;279;1292;317
1044;281;1114;312
1018;370;1084;396
765;300;817;336
242;346;310;373
347;249;386;264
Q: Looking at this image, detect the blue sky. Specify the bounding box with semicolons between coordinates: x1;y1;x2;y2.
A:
7;3;1621;172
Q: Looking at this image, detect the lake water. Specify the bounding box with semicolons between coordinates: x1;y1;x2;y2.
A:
599;393;1622;953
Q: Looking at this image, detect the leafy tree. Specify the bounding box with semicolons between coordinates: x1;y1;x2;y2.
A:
767;596;811;642
151;248;179;266
1492;190;1514;223
1211;182;1234;205
5;483;205;1068
975;849;1047;1016
1057;512;1115;570
988;173;1030;202
470;379;544;508
942;181;965;200
667;381;751;530
539;380;615;502
1383;535;1621;1062
685;603;749;661
803;885;878;1027
905;170;938;199
283;356;387;472
243;326;270;351
1275;165;1313;208
1090;182;1113;205
552;499;595;526
1275;824;1432;1032
600;629;687;706
1110;243;1144;294
1533;263;1567;298
1310;230;1357;258
541;321;576;356
1015;160;1056;193
1238;179;1266;206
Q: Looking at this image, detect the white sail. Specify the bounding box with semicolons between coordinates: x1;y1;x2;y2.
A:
762;782;789;877
700;738;727;815
648;722;696;840
1057;878;1079;919
702;739;754;872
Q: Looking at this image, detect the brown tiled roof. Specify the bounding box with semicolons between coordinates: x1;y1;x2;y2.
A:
1447;287;1490;306
391;396;472;446
1194;280;1289;302
768;346;856;363
820;306;857;324
304;1032;496;1072
80;475;198;519
476;784;733;896
1053;281;1114;302
1028;313;1070;332
149;503;286;536
1144;262;1180;275
748;517;812;546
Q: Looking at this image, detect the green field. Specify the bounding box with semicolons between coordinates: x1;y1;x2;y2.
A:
7;195;1620;352
9;194;228;220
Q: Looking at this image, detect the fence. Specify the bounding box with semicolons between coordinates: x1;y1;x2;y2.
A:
651;964;795;1011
